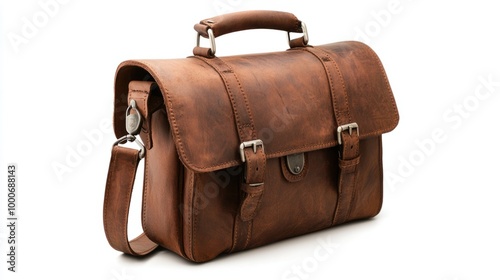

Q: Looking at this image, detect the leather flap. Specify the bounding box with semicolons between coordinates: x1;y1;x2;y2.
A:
114;41;399;172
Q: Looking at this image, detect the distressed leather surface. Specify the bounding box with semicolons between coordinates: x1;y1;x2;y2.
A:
110;39;398;262
114;42;398;172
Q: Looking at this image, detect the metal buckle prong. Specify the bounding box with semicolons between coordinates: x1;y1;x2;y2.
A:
337;123;359;145
239;139;264;163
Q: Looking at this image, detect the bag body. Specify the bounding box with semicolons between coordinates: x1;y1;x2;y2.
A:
103;10;399;262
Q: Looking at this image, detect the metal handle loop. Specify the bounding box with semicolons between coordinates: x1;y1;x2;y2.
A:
287;22;309;47
196;28;216;56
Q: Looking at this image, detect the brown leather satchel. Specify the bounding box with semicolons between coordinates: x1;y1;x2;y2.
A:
103;10;399;262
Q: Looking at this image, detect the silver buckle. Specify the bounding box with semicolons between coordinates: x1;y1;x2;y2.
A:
239;139;264;163
337;123;359;145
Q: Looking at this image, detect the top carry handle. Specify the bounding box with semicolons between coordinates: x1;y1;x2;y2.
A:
193;10;309;57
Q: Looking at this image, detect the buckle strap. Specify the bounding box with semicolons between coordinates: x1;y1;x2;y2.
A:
232;143;266;251
304;47;361;225
193;56;266;252
332;131;360;225
240;143;266;222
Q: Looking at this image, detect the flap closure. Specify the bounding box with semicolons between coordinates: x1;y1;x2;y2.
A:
114;41;399;172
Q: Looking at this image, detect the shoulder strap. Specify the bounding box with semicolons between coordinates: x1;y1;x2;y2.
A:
103;146;158;256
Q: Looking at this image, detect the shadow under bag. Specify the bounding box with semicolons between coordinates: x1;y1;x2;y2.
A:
103;10;399;262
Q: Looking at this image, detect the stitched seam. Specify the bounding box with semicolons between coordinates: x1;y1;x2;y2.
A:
322;50;352;123
217;58;257;139
141;94;150;146
337;137;360;223
180;170;196;260
215;63;245;138
303;48;339;125
192;174;199;261
346;168;359;220
187;171;195;260
123;154;136;254
244;220;253;249
337;175;351;224
132;61;389;172
241;192;260;220
103;148;118;246
130;89;149;93
306;48;352;125
261;148;267;176
335;138;359;224
193;56;246;140
182;141;337;171
341;156;359;222
376;136;384;214
333;168;344;225
251;191;264;220
180;141;333;171
341;162;358;169
174;137;383;171
175;161;184;256
364;44;399;129
231;207;240;252
195;51;263;255
142;148;150;245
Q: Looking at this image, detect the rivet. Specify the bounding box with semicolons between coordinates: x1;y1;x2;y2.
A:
294;166;301;173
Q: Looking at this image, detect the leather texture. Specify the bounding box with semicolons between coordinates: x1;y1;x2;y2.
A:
103;146;158;256
194;10;303;38
193;10;306;57
104;10;399;262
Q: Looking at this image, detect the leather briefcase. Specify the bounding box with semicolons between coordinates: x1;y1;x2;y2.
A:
103;10;399;262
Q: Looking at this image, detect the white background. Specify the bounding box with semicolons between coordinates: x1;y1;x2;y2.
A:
1;0;499;279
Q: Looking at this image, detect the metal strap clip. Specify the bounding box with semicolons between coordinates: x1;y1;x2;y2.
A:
113;134;145;159
112;99;146;159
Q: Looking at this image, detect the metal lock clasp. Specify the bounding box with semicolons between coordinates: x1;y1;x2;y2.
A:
125;99;142;135
286;153;305;175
